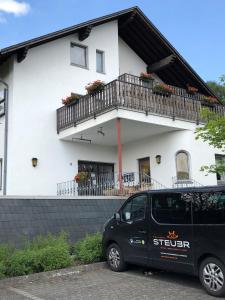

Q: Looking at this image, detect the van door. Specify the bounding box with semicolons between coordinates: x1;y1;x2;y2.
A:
149;192;194;274
115;193;149;265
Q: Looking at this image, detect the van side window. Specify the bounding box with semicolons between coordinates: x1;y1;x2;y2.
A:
121;194;147;222
152;193;192;224
193;192;225;224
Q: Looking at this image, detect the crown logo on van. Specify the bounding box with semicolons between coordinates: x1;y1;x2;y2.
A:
167;231;178;240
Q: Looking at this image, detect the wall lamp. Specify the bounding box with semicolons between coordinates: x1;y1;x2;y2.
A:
155;155;161;164
32;157;38;167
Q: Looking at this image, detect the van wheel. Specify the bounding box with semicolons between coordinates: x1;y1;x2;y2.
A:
199;257;225;297
106;243;126;272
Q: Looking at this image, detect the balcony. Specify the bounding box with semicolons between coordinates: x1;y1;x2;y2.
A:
56;73;225;134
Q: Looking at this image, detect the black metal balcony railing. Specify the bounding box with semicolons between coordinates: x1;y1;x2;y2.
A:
57;73;225;133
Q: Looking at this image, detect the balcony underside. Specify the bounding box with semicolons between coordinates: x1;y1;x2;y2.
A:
58;109;187;146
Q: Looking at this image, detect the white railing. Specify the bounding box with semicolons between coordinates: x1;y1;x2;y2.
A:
57;172;167;197
172;176;203;188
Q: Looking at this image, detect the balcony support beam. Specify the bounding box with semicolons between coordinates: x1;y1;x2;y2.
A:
147;54;176;73
116;118;123;192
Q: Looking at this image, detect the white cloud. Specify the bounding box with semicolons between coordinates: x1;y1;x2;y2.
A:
0;0;30;16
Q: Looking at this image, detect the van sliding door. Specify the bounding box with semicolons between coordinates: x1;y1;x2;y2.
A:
149;192;194;274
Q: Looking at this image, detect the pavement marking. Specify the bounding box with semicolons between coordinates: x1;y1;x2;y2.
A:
8;287;45;300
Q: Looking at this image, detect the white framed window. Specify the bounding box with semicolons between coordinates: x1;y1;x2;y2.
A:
176;151;190;180
71;43;88;68
96;50;105;73
0;159;2;190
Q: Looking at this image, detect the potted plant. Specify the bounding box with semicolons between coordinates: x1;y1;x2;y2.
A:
74;171;89;183
153;83;174;97
139;72;154;88
62;93;81;105
186;85;198;94
85;80;105;95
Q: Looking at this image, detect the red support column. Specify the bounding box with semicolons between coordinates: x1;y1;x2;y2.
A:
116;118;123;192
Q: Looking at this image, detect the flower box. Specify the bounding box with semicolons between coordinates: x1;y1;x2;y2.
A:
153;84;174;97
201;95;218;104
186;85;198;94
85;80;105;95
62;93;81;105
139;72;154;88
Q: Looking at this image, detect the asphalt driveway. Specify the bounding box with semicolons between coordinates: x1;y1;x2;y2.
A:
0;264;214;300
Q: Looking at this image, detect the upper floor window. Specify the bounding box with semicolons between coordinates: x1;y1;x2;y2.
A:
176;151;190;180
96;50;104;73
0;89;5;117
71;43;88;68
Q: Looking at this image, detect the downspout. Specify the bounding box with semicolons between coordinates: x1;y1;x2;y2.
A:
0;80;9;195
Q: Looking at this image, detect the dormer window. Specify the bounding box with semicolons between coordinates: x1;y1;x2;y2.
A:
71;43;88;68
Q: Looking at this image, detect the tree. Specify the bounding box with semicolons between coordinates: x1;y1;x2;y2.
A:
207;75;225;102
196;108;225;175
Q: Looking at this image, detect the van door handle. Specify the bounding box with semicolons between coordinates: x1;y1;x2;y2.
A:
138;230;147;234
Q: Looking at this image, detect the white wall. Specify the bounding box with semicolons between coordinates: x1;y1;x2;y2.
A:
118;37;147;76
122;129;218;188
5;21;119;195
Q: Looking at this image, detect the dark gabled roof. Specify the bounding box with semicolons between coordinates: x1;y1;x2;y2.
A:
0;6;217;98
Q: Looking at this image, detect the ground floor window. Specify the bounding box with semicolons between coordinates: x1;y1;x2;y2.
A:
176;151;190;180
215;154;225;183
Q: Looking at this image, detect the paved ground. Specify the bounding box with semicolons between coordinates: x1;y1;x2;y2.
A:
0;265;214;300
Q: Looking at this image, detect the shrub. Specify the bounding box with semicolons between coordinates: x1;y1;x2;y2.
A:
38;245;72;272
74;233;103;264
6;249;38;277
3;232;72;277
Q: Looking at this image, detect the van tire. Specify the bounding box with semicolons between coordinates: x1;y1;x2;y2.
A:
199;257;225;297
106;243;126;272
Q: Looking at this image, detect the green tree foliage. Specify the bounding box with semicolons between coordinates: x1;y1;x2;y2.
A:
207;75;225;102
196;108;225;174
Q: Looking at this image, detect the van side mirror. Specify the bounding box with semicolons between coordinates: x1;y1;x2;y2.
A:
114;213;120;221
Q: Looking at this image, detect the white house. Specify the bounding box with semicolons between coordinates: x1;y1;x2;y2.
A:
0;7;224;196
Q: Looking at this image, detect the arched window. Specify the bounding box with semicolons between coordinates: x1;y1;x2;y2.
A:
176;151;190;180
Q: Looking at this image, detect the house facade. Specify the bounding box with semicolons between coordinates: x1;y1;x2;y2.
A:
0;7;224;196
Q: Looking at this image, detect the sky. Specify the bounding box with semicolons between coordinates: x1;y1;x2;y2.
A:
0;0;224;82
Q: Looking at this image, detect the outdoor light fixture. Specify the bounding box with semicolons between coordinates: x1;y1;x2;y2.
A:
32;157;38;167
155;155;161;164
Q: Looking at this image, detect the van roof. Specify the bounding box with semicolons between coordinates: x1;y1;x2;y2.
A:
144;185;225;194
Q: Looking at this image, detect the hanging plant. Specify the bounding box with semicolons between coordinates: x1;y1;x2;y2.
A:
153;83;175;97
74;172;89;183
62;93;80;105
85;80;105;95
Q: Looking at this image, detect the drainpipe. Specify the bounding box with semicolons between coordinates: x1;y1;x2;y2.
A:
0;79;9;195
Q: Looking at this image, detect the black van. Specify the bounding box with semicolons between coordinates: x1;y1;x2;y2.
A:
102;186;225;297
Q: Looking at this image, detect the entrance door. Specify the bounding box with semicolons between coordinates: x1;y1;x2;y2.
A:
138;157;150;185
138;157;150;176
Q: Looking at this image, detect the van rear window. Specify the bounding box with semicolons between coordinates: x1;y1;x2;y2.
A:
152;193;192;224
193;192;225;224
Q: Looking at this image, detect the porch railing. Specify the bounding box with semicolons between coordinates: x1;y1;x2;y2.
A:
57;172;167;197
57;73;225;133
172;176;203;188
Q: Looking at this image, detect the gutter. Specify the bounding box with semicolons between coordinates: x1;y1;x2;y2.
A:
0;79;8;195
